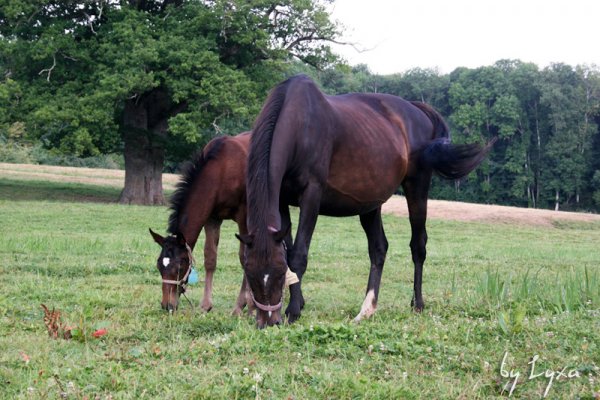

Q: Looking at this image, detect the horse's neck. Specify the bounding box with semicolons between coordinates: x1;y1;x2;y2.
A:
180;187;218;250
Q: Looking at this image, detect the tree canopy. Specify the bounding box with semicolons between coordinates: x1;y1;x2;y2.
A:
1;0;341;204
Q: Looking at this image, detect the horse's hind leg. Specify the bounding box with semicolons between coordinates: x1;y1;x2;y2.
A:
201;219;222;312
354;207;389;322
402;173;432;312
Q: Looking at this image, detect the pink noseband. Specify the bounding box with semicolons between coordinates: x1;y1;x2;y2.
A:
250;291;283;313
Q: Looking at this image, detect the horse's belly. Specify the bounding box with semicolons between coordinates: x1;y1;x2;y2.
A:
325;148;407;211
319;189;389;216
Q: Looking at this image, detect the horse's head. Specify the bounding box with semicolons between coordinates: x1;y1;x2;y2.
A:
237;226;289;328
149;229;193;312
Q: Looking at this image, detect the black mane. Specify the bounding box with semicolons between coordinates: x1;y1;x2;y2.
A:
168;136;227;234
246;75;297;256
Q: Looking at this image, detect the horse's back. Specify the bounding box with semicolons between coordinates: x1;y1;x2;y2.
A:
259;75;439;216
207;132;250;219
315;94;425;214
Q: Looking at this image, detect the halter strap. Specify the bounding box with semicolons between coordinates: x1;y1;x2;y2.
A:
250;291;283;312
161;243;195;289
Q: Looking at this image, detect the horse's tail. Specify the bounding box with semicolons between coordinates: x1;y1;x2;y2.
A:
410;101;449;139
412;101;496;180
422;138;496;180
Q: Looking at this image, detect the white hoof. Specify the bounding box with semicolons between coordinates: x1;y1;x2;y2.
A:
353;289;377;322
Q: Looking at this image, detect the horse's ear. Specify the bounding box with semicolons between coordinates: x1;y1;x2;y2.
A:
236;233;254;246
149;228;165;246
271;223;291;243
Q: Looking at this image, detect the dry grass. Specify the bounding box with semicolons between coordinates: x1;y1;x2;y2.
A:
0;162;180;191
383;196;600;227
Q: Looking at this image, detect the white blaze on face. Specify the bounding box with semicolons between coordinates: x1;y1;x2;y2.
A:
353;289;377;323
162;257;170;267
263;274;269;287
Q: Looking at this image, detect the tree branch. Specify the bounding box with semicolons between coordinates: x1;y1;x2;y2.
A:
38;54;57;82
83;12;97;34
285;34;355;51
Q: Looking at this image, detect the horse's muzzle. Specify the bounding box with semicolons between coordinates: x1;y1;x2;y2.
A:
256;309;282;329
161;302;178;312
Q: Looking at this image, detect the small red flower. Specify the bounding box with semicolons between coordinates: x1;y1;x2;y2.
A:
92;328;107;338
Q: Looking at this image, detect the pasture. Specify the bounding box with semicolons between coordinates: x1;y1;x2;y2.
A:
0;166;599;399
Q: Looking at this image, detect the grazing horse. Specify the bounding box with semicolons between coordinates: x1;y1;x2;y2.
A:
150;132;253;313
238;75;495;328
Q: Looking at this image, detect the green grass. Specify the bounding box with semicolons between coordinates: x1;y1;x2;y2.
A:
0;177;599;399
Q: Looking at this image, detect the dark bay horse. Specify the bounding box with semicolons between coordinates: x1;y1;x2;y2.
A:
150;132;253;313
238;75;495;328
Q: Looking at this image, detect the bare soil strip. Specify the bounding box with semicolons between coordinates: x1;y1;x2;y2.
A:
0;162;179;191
382;195;600;227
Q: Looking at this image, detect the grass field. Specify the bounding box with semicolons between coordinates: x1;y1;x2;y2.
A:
0;167;599;399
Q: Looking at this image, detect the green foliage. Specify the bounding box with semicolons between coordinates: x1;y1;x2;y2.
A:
1;0;341;168
0;141;123;169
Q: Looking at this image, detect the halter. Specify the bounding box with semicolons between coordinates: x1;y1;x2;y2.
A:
249;228;288;313
161;243;196;293
250;290;283;313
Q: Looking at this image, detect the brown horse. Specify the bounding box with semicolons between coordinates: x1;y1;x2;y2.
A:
238;75;495;328
150;132;253;313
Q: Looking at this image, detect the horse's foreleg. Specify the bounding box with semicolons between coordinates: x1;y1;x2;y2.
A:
402;174;431;312
354;207;388;323
201;219;222;312
279;204;294;264
233;212;254;316
286;187;321;324
233;242;256;316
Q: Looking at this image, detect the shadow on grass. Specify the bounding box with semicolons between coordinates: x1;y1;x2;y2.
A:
0;178;121;203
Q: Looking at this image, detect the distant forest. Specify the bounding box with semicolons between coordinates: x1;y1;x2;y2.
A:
303;61;600;212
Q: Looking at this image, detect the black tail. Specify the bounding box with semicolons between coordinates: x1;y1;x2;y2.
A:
422;137;497;180
412;100;496;179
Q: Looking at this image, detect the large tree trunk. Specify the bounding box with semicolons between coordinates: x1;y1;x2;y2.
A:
118;90;172;205
119;125;166;205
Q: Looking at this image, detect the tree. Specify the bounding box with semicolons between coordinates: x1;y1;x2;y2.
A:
1;0;341;204
538;63;596;210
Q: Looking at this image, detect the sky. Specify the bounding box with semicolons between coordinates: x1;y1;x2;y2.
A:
328;0;600;75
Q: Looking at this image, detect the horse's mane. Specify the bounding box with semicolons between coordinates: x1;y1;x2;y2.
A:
410;101;450;139
168;136;227;234
247;76;298;255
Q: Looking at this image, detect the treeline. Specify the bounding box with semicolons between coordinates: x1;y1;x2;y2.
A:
304;61;600;212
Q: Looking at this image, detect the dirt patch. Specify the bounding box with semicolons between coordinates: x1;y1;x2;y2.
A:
382;195;600;227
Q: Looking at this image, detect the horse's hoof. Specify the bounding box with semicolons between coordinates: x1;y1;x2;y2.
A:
285;307;301;324
201;304;213;313
232;307;243;316
411;301;424;313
